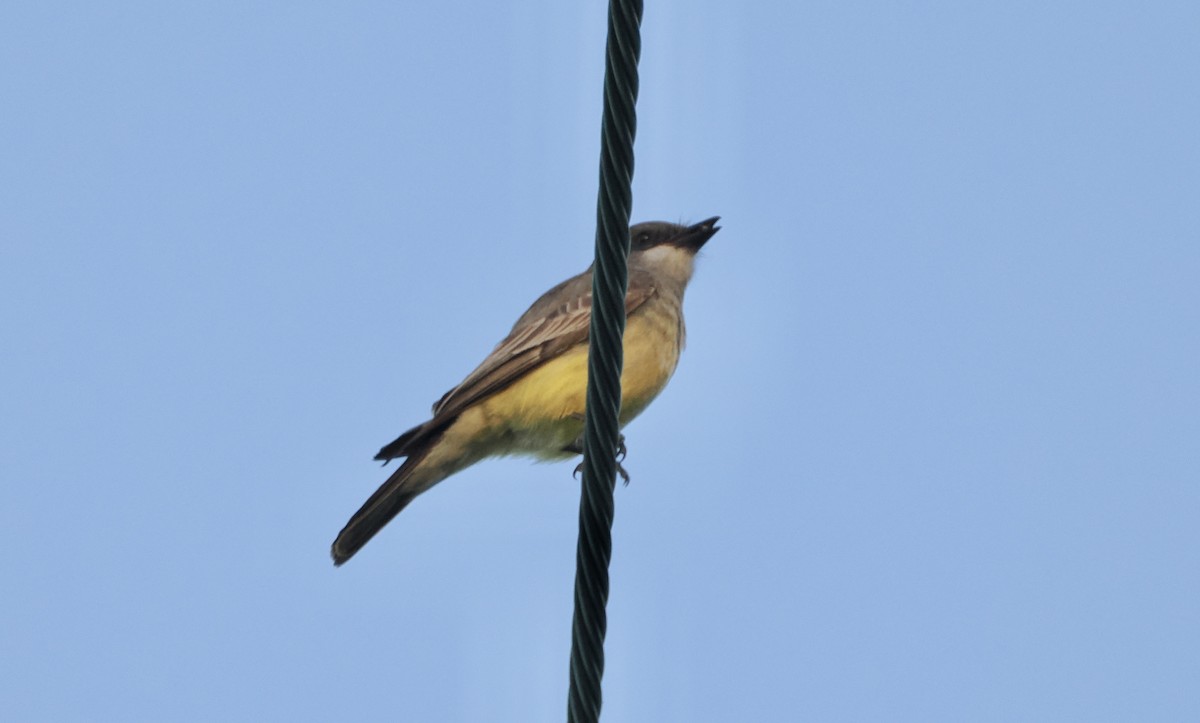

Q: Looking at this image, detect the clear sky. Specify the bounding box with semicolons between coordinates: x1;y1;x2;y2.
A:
3;2;1197;721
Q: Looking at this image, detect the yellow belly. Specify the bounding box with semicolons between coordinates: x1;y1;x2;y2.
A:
473;304;683;458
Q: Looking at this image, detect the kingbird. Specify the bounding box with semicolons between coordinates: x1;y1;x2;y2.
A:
331;216;721;565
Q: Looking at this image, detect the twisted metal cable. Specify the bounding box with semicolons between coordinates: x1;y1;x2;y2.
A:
567;0;643;721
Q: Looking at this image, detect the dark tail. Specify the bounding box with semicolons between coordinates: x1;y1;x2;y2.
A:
331;446;432;566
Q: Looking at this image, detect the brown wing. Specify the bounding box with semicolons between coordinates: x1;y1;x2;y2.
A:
431;270;657;421
374;268;657;462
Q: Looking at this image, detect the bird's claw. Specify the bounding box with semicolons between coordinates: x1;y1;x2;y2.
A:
573;453;631;486
568;429;630;484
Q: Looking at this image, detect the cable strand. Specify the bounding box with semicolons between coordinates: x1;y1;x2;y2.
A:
566;0;643;721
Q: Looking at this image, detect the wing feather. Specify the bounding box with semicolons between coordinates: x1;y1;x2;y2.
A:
376;268;657;461
430;271;656;422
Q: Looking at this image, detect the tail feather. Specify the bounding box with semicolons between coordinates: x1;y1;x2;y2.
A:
331;446;433;566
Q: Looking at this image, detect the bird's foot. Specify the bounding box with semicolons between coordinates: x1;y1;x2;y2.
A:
573;457;631;485
568;431;631;485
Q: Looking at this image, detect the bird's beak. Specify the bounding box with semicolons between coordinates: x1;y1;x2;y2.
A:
672;216;721;251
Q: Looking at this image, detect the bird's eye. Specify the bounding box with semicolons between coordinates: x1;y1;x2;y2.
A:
637;233;650;244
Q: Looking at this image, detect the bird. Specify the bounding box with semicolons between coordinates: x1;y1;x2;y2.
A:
331;216;721;565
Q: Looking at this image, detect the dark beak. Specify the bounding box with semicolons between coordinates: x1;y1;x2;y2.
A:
673;216;721;250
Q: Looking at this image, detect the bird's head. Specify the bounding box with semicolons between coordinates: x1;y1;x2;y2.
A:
628;216;721;286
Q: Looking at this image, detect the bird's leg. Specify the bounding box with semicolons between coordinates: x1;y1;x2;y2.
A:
565;414;630;484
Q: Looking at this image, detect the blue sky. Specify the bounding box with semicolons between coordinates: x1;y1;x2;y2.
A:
3;2;1197;721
